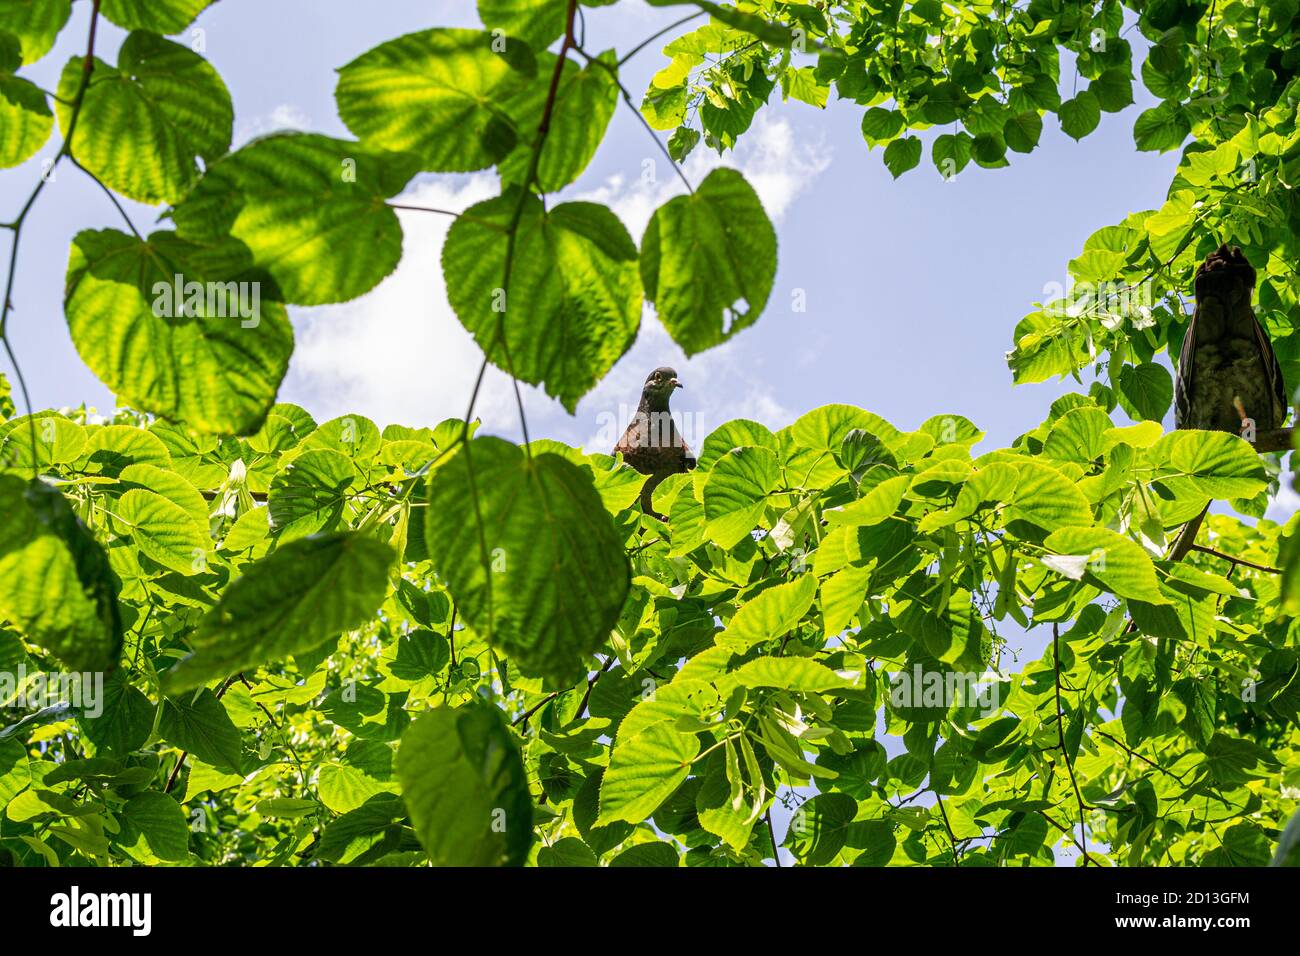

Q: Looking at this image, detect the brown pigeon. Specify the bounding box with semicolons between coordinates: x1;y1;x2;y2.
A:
1170;244;1288;559
614;367;695;520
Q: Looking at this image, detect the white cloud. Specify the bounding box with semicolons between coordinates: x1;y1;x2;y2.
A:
280;115;831;446
233;104;311;147
578;114;831;238
282;176;523;433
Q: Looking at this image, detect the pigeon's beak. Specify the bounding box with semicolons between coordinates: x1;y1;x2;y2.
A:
671;379;683;389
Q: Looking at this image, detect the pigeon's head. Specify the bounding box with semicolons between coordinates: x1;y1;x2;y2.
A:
1194;244;1256;307
641;367;683;408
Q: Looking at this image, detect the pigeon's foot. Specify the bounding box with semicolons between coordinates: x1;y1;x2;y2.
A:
1233;396;1253;437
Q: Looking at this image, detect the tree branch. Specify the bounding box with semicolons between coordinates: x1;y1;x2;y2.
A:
1188;544;1281;574
1251;427;1293;454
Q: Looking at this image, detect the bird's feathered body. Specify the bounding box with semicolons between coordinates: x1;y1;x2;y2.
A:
1174;245;1286;432
1170;245;1288;560
614;367;695;519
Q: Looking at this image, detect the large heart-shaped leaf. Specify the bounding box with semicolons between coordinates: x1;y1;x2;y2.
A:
640;167;776;355
442;195;640;412
170;132;419;305
64;229;293;436
424;437;630;682
397;704;533;866
56;30;232;204
163;532;393;692
0;476;121;672
335;28;534;173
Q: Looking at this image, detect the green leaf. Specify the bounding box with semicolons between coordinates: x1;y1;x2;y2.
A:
1117;362;1173;422
122;791;188;861
0;0;71;64
1042;526;1167;603
315;792;405;864
159;688;243;771
0;48;52;167
1003;111;1043;153
1058;91;1101;140
640;167;776;355
441;195;640;413
785;792;856;865
1149;430;1269;499
696;418;778;471
0;476;121;672
100;0;212;33
731;656;859;692
424;437;629;683
170;132;419;306
538;836;600;867
1202;732;1277;786
79;670;153;755
117;462;207;527
318;763;395;815
609;841;680;866
598;719;699;825
1007;461;1094;532
499;51;617;192
335;27;535;173
64;229;293;435
267;448;356;539
477;0;566;48
932;132;972;178
717;574;817;650
397;704;533;866
1133;101;1189;152
667;125;700;162
56;31;232;204
860;106;904;145
702;445;779;549
116;487;209;575
966;131;1008;170
831;475;911;527
163;532;394;693
883;135;922;177
0;412;85;470
1090;68;1134;112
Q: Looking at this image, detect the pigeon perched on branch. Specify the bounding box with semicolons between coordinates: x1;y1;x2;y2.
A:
614;367;695;521
1170;244;1288;559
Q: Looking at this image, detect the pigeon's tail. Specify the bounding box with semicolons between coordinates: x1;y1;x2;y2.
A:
1168;503;1210;562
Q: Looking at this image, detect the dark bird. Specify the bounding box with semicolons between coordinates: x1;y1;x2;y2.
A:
614;367;695;520
1170;244;1288;559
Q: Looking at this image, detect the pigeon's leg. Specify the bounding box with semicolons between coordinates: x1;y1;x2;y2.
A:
1233;396;1254;439
639;478;667;523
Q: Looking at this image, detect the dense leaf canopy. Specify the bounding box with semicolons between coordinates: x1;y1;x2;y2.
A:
0;0;1297;868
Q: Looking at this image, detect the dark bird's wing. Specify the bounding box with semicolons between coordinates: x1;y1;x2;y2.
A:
1174;309;1198;430
1250;311;1289;428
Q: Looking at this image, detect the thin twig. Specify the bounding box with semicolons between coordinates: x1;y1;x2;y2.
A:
618;10;706;66
766;807;782;867
934;791;961;865
1189;544;1281;574
1053;623;1095;866
577;46;694;194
